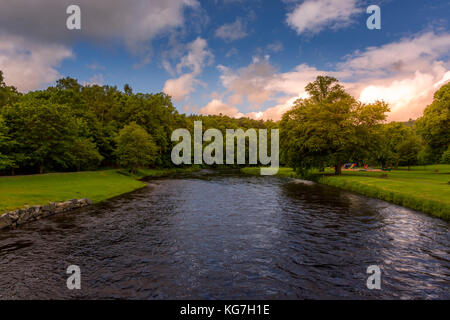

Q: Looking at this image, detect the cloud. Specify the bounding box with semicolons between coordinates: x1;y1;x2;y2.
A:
267;41;284;53
356;69;449;120
0;34;73;92
218;56;276;107
339;32;450;120
176;37;214;74
163;37;213;101
337;32;450;77
225;47;238;58
199;99;242;117
0;0;198;47
87;63;105;71
286;0;362;35
206;31;450;122
163;74;198;101
0;0;199;91
215;19;248;42
82;74;105;86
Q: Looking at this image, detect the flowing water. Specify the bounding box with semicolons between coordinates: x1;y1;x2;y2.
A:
0;170;448;299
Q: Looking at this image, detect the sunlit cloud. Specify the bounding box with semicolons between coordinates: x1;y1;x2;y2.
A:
0;34;73;92
202;31;450;121
163;37;213;101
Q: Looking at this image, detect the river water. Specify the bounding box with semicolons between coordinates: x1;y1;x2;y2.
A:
0;170;448;299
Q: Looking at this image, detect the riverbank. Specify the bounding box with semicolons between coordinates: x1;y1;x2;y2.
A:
242;165;450;221
0;167;197;214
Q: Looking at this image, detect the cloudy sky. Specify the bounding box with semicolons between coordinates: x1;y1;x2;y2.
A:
0;0;449;121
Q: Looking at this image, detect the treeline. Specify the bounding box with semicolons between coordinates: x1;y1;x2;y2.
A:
280;76;449;175
0;71;448;176
0;71;272;175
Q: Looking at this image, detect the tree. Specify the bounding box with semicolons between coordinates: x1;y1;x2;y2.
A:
1;100;78;174
115;122;157;173
0;115;14;171
69;137;103;171
280;76;389;175
418;145;435;167
374;122;414;168
0;71;20;109
398;135;422;170
416;83;450;162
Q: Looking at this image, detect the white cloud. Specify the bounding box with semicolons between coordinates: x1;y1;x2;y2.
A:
337;32;450;77
215;19;248;42
163;37;213;101
176;37;214;74
286;0;362;35
0;34;73;92
163;73;198;101
357;69;449;121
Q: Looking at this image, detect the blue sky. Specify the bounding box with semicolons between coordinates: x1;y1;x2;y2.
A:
0;0;449;121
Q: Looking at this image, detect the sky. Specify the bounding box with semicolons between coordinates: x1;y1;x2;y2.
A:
0;0;449;121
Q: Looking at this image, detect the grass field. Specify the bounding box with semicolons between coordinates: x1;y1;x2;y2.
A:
0;167;196;213
242;165;450;220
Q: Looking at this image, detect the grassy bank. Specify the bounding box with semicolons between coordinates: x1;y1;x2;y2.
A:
242;165;450;221
0;167;197;213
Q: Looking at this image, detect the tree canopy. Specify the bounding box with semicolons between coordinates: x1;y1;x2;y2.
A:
416;82;450;163
115;122;157;173
280;76;389;175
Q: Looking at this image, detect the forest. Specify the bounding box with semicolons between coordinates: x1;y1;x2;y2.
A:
0;71;448;176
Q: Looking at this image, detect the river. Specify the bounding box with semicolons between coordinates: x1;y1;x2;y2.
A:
0;170;448;299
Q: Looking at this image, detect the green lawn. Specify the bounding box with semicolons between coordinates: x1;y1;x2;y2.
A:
242;165;450;220
0;168;197;213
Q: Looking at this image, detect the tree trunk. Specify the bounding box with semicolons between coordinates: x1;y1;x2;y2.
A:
40;165;44;174
335;163;342;176
11;167;15;176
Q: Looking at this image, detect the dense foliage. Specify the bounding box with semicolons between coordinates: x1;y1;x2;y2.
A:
280;77;449;175
280;76;389;175
115;122;158;173
415;82;450;164
0;70;448;175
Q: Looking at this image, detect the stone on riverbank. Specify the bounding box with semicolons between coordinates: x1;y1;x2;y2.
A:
0;198;92;230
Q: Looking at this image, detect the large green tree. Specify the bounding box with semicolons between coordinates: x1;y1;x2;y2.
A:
374;122;415;168
1;100;78;173
115;122;157;173
398;135;422;170
69;137;104;171
416;83;450;162
280;76;389;175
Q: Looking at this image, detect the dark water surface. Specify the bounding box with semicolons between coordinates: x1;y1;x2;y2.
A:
0;170;448;299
